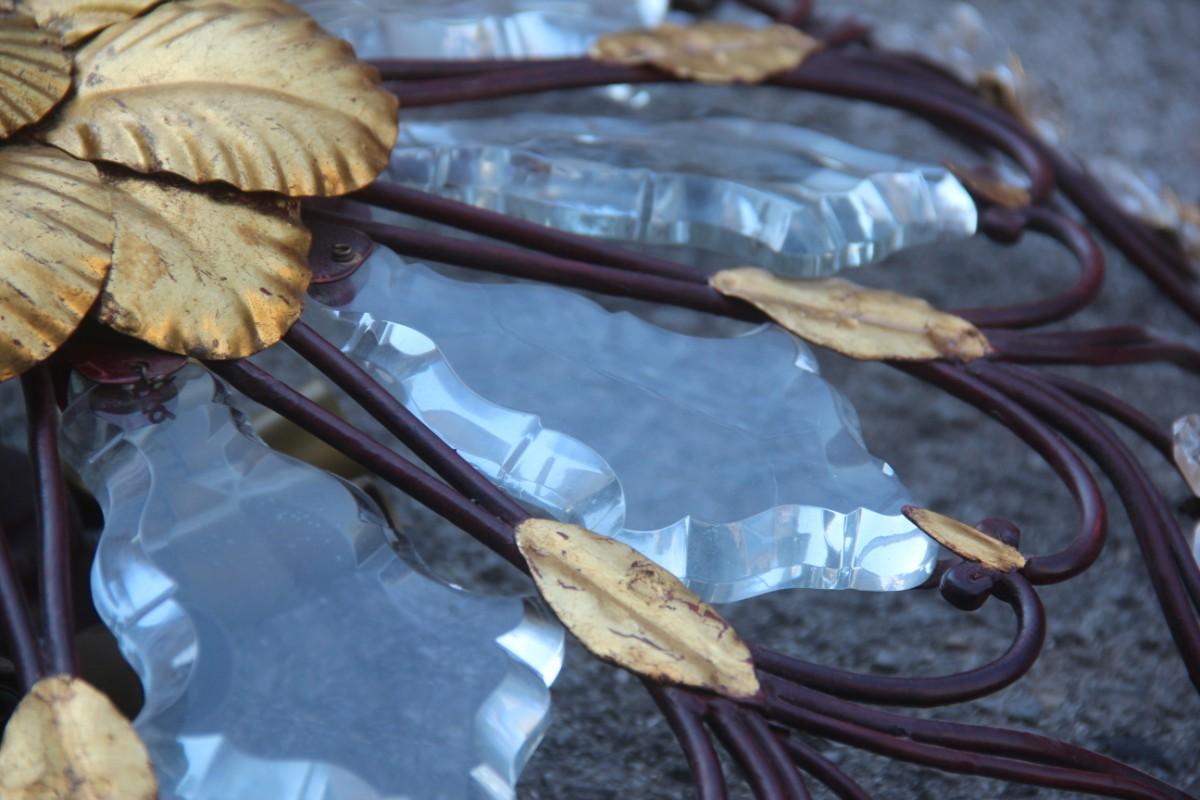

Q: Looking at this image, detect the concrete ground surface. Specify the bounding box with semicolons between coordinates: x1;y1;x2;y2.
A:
512;2;1200;798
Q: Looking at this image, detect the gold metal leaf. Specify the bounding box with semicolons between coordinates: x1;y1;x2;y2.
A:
99;170;312;359
0;145;113;382
903;507;1026;572
946;162;1031;209
591;22;822;84
516;519;760;699
0;675;157;800
0;14;71;138
13;0;159;46
40;0;400;197
710;267;991;362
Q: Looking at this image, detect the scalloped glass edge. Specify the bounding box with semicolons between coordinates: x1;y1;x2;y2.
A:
62;366;564;800
306;250;938;602
386;114;978;277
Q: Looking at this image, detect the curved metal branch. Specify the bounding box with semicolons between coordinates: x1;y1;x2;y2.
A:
0;520;43;690
708;700;794;800
284;321;530;526
752;571;1044;706
782;735;871;800
21;365;75;677
648;684;730;800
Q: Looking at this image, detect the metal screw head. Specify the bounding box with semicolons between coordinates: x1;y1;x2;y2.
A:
331;243;356;263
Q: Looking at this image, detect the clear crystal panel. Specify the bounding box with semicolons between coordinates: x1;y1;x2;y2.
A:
306;248;938;602
384;114;977;276
62;366;563;800
295;0;668;59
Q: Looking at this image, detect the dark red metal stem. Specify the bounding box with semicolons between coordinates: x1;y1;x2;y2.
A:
987;327;1200;372
1040;372;1173;460
751;571;1043;706
708;701;793;800
744;713;812;799
205;359;525;570
21;365;76;677
781;735;871;800
0;521;43;690
649;685;730;800
347;182;706;283
284;322;530;526
975;363;1200;689
954;205;1106;328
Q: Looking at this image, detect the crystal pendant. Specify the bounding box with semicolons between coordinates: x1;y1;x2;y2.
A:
384;113;977;276
62;366;563;800
295;0;668;59
305;248;939;603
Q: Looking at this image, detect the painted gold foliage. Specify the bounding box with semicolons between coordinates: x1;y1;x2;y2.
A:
591;22;821;84
0;145;113;382
40;0;400;196
710;267;991;362
0;675;157;800
99;170;312;359
903;506;1027;572
14;0;160;45
516;519;760;699
0;14;71;138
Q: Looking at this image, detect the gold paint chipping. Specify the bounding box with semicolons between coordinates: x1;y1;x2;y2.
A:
516;519;760;699
0;15;71;138
40;0;400;197
0;145;113;382
99;170;312;359
14;0;159;46
904;507;1026;572
711;267;991;362
591;22;821;84
0;675;157;800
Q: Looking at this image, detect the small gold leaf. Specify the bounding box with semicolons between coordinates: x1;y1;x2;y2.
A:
591;22;821;84
41;0;399;197
0;14;71;138
0;145;113;382
903;507;1026;572
14;0;159;46
0;675;157;799
99;170;312;359
946;162;1031;209
710;267;991;362
516;519;760;699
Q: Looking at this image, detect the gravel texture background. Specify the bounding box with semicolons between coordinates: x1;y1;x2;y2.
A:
0;2;1196;798
513;2;1200;798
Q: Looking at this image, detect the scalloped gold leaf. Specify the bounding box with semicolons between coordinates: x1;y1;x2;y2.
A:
0;675;156;800
14;0;160;46
40;0;399;197
517;519;760;698
99;170;312;359
0;145;113;382
903;506;1026;572
591;22;821;84
710;267;991;362
0;14;71;138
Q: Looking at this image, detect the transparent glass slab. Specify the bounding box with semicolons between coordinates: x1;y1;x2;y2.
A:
295;0;668;59
384;113;977;277
306;248;938;602
62;365;563;800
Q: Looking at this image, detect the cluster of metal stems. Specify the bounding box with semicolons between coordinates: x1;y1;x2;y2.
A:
1;0;1198;797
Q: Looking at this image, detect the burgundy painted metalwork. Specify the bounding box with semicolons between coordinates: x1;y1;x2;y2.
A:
4;2;1197;798
21;365;76;677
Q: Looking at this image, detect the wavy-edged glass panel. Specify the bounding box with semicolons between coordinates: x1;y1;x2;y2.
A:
296;0;668;59
62;365;563;800
385;114;977;276
307;248;938;602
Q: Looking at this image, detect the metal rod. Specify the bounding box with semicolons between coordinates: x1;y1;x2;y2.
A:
21;365;76;677
0;520;44;690
648;684;730;800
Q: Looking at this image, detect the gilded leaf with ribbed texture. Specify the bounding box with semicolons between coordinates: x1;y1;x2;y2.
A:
0;145;113;382
517;519;760;698
41;0;399;196
0;15;71;138
903;506;1026;572
0;675;156;800
14;0;160;46
99;170;312;359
